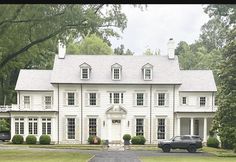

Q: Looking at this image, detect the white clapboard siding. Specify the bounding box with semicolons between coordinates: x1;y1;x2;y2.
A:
75;118;80;141
152;118;157;141
62;117;67;141
144;93;148;106
83;117;88;142
154;93;157;106
144;118;149;140
97;93;100;106
97;118;101;137
165;93;169;107
84;93;89;107
132;118;136;136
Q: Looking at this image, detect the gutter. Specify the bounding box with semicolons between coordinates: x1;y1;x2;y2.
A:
80;84;83;144
57;84;60;144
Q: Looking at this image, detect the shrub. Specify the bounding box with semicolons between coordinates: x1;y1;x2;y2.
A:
26;135;37;144
123;134;131;141
207;136;219;148
87;136;101;145
139;135;146;145
131;136;140;145
39;135;51;145
12;135;24;144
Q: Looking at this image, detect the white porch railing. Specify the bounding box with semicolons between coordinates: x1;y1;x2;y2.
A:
0;105;12;112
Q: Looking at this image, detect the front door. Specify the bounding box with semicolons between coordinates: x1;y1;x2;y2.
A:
111;120;121;141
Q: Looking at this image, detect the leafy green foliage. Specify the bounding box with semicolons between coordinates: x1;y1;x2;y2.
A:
131;135;146;145
0;119;10;132
87;135;101;145
123;134;131;141
12;135;24;144
39;135;51;145
26;135;37;144
114;44;134;55
143;48;160;56
207;136;219;148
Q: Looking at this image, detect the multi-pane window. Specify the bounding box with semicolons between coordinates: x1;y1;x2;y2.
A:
109;92;124;104
182;97;187;105
45;96;52;109
157;119;165;139
29;118;38;135
194;120;199;135
67;118;75;139
144;68;152;80
67;92;75;105
158;93;165;106
89;93;97;106
15;118;24;135
200;97;206;107
42;118;51;135
89;118;97;136
23;96;30;109
82;68;89;79
137;93;144;106
136;118;144;136
113;68;120;80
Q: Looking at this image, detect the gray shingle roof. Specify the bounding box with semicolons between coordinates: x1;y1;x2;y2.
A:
179;70;217;92
15;70;53;91
50;55;182;84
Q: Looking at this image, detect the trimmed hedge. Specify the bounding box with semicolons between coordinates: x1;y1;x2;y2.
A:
26;135;37;144
123;134;131;141
207;136;219;148
131;135;146;145
88;136;101;145
12;135;24;144
39;135;51;145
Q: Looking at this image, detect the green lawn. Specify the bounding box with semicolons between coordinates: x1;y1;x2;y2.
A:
29;144;103;150
0;149;92;162
201;147;236;157
140;157;236;162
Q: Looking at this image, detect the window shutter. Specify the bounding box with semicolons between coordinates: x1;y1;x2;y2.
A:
97;93;100;106
206;97;210;107
197;97;200;107
83;117;88;143
153;118;157;142
133;93;137;106
75;92;79;106
63;92;67;106
85;93;89;107
186;97;189;105
97;118;101;137
144;118;149;141
154;93;157;106
144;93;148;106
75;118;80;141
132;118;136;136
62;117;67;141
165;93;169;107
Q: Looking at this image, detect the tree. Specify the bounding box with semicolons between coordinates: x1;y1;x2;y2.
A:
143;48;159;56
67;34;113;55
0;119;10;132
114;44;134;55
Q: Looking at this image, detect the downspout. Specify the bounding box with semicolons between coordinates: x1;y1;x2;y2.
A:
57;84;60;144
212;92;214;111
80;84;83;144
173;85;176;137
150;84;152;144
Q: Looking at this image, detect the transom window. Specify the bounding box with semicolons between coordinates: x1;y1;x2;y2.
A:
81;68;89;79
67;92;75;105
137;93;144;106
113;68;121;80
89;93;97;106
42;118;51;135
200;97;206;107
15;118;24;135
89;118;97;136
23;96;30;109
144;68;152;80
109;92;123;104
157;118;165;139
158;93;165;106
136;118;144;136
67;118;75;139
29;118;38;135
182;97;187;105
44;96;52;109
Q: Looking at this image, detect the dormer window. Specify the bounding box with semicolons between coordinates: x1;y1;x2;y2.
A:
142;63;153;80
111;63;122;80
80;62;91;80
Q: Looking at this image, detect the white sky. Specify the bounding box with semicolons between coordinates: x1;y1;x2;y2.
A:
109;4;210;55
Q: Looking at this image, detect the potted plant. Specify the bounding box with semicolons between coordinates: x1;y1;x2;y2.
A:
123;134;131;145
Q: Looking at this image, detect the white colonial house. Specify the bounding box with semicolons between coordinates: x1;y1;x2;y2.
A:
0;39;217;144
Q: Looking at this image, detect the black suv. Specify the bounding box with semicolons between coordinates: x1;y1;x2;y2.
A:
158;135;203;153
0;132;11;142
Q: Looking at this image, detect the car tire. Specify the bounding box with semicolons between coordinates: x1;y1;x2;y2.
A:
187;145;196;153
162;145;171;153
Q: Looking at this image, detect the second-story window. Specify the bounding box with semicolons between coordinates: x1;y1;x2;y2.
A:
89;93;97;106
158;93;165;106
44;96;52;109
182;97;187;105
200;97;206;107
23;96;30;109
137;93;144;106
113;68;120;80
67;92;75;105
109;92;123;104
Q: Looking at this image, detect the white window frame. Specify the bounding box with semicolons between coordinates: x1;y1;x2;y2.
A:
158;93;165;106
67;92;75;106
89;93;97;106
135;118;144;136
182;97;187;105
157;118;166;139
136;93;144;106
112;68;121;80
81;68;89;80
15;118;24;135
67;118;75;139
200;97;206;107
28;118;38;135
144;68;152;80
109;92;124;104
44;96;52;109
42;118;51;135
89;118;97;136
23;96;30;109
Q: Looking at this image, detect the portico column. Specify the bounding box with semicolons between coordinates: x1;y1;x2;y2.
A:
190;118;194;135
177;117;181;136
204;118;208;142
